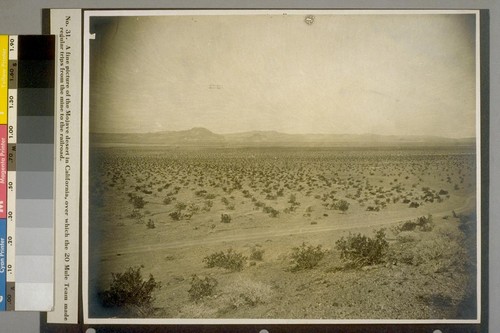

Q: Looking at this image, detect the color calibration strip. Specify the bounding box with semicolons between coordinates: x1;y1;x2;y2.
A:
6;35;17;311
0;35;7;312
15;35;55;311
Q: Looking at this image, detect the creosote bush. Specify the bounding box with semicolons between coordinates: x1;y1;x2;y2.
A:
188;274;218;302
203;248;247;271
289;242;326;271
169;210;182;221
250;247;265;261
146;219;155;229
99;265;161;316
221;213;232;223
162;196;174;205
335;199;350;213
131;196;146;209
397;215;434;233
335;229;389;268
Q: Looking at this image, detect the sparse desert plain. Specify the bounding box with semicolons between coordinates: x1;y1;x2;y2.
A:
87;144;477;320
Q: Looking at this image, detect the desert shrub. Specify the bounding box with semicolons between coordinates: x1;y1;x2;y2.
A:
99;265;161;316
132;196;146;209
269;207;279;217
335;199;350;213
416;214;434;231
146;219;155;229
265;194;277;200
399;220;418;232
169;211;182;221
129;209;143;219
289;242;326;271
203;248;247;271
254;201;265;208
188;203;200;213
250;247;265;261
396;215;433;232
409;202;420;208
263;206;279;217
220;213;231;223
175;202;187;211
195;190;207;197
203;200;213;211
188;274;218;302
162;196;174;205
335;229;389;267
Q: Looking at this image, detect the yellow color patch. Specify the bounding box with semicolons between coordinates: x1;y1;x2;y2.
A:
0;35;8;124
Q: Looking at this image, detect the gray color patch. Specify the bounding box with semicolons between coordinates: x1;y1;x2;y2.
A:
17;116;54;144
17;171;53;199
16;227;53;255
15;255;53;283
17;88;54;116
16;144;54;172
16;199;53;228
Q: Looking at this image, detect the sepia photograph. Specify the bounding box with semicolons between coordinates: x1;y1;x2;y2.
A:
82;10;480;323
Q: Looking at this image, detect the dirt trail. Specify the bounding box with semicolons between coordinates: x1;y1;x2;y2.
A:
95;195;476;258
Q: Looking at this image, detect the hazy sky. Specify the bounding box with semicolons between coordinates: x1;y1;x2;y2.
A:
89;12;477;138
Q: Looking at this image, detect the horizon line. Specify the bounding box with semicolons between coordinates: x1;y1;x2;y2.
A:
89;127;476;140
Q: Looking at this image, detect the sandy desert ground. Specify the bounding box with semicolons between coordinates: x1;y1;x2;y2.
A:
87;146;477;320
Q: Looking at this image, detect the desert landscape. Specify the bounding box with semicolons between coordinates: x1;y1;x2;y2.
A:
87;130;477;320
85;12;478;321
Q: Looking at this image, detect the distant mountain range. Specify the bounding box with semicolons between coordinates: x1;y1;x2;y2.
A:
90;127;475;147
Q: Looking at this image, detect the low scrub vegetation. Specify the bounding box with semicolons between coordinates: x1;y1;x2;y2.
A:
220;213;231;223
334;199;350;213
188;274;218;302
335;229;389;268
203;248;247;271
98;265;161;317
289;242;326;271
146;218;155;229
397;215;434;233
250;247;265;261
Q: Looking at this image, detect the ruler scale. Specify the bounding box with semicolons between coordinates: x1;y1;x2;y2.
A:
15;35;55;311
6;34;17;311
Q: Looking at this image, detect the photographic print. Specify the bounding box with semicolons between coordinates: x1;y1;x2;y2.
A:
82;10;481;324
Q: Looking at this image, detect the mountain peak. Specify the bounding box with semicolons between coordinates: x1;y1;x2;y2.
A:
189;127;212;132
184;127;215;135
